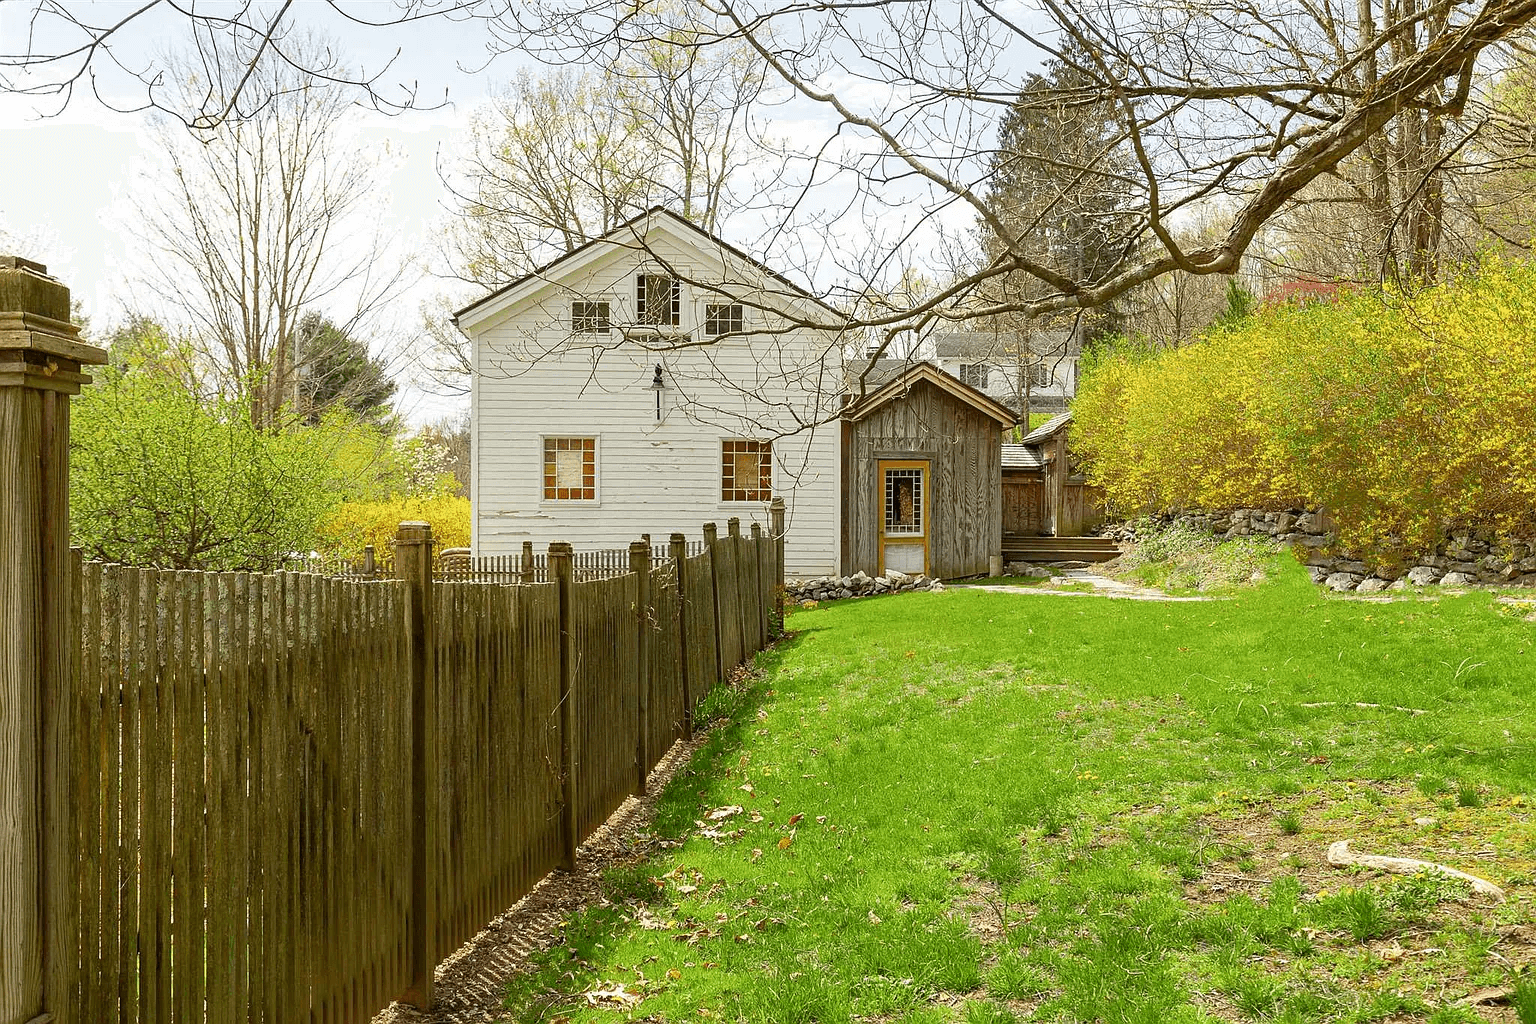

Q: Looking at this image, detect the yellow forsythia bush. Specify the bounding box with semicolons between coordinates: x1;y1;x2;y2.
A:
317;494;472;556
1074;256;1536;551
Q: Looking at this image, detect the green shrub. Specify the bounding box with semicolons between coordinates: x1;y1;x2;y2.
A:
1074;257;1536;550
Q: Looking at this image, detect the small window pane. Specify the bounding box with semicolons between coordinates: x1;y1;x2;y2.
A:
572;300;611;333
721;440;771;501
705;303;744;336
543;437;596;500
884;468;923;535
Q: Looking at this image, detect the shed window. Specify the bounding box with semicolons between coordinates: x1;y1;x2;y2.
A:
959;363;990;389
543;437;596;500
705;302;744;336
722;440;772;501
637;273;681;326
571;300;611;333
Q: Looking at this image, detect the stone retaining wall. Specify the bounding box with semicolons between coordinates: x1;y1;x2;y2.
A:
1105;510;1536;591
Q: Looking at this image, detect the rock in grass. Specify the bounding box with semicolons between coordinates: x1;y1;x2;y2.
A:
1325;572;1363;592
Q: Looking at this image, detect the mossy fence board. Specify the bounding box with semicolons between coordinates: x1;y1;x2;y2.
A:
54;516;780;1021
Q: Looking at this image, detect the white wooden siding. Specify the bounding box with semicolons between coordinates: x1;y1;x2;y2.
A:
468;226;843;576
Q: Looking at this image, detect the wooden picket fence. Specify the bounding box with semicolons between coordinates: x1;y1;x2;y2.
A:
62;516;783;1022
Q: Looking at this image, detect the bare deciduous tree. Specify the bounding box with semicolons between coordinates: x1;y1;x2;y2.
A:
132;36;408;427
13;1;1536;344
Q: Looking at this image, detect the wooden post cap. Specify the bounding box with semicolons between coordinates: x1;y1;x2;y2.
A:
0;256;70;322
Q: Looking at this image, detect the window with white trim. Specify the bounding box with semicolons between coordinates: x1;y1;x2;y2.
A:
958;363;990;389
1027;363;1052;388
721;440;772;502
543;437;596;500
571;300;611;333
705;302;744;336
636;274;681;326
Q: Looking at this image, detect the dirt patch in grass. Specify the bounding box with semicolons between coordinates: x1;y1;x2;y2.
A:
1181;781;1536;1021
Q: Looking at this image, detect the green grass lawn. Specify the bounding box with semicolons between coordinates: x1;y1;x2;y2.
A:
505;560;1536;1024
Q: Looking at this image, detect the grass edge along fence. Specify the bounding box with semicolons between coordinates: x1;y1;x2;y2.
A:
0;255;777;1022
34;516;783;1023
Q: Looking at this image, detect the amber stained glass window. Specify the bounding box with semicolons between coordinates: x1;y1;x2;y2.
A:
543;437;596;500
721;440;772;501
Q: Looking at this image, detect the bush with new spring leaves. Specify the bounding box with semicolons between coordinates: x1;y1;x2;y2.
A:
1073;256;1536;552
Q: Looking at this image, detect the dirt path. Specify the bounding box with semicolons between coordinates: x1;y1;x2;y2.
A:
964;567;1222;602
372;732;711;1024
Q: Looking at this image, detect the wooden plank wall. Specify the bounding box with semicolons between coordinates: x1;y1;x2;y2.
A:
1002;474;1046;537
64;528;776;1022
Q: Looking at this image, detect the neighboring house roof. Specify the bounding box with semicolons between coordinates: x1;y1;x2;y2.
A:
1001;445;1045;471
452;205;846;329
1020;411;1072;446
928;329;1079;360
841;361;1017;427
843;357;910;393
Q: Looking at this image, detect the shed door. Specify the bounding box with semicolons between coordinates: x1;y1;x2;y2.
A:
878;460;929;576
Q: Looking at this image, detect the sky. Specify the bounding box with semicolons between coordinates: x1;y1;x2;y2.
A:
0;1;1035;424
0;2;508;425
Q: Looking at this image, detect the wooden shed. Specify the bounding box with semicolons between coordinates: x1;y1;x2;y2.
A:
1002;413;1105;543
840;363;1016;579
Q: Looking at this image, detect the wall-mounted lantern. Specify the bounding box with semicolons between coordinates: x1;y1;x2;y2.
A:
649;363;665;421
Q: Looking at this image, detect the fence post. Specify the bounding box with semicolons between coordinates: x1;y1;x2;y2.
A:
397;521;438;1010
727;518;747;664
520;541;534;584
702;522;722;687
0;257;106;1024
363;543;376;578
628;540;651;794
750;522;765;653
670;533;693;740
550;542;578;872
770;498;786;632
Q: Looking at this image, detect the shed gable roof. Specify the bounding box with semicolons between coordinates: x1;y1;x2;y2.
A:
841;361;1017;427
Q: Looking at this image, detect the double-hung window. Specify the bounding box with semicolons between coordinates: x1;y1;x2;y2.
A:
543;437;596;500
721;440;772;502
636;273;681;327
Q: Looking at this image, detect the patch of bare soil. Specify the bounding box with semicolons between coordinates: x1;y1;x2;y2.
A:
372;730;713;1024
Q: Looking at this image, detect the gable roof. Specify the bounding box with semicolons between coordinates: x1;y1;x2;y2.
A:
1019;411;1072;446
452;206;845;330
841;361;1017;427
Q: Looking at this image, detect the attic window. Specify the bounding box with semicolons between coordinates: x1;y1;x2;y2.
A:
571;300;611;333
636;273;681;326
705;303;744;336
959;363;990;389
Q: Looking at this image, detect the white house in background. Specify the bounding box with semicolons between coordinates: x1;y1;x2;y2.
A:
453;207;847;576
915;329;1080;417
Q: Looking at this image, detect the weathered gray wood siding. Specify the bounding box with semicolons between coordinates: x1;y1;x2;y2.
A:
842;379;1002;579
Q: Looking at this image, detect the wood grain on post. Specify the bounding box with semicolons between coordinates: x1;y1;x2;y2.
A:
397;522;438;1010
750;523;766;652
770;498;786;631
629;541;651;794
669;534;692;740
0;256;106;1024
550;542;578;872
702;523;722;691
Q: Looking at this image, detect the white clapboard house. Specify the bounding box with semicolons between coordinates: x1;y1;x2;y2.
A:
453;208;848;576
